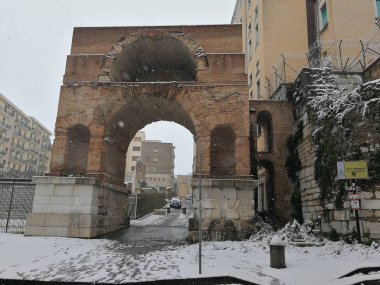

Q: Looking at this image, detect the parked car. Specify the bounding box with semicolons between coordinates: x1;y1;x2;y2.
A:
170;197;181;209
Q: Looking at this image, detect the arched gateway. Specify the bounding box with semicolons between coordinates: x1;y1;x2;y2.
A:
25;25;256;238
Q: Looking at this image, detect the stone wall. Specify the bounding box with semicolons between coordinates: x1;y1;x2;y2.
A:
25;177;129;238
292;69;380;242
191;178;256;231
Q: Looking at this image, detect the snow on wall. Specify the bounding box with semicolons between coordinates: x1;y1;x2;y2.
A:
292;69;380;242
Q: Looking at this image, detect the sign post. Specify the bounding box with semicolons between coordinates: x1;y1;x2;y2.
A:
337;161;368;244
198;153;202;275
351;182;361;243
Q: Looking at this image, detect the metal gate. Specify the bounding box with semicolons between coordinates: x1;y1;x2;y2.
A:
0;179;36;233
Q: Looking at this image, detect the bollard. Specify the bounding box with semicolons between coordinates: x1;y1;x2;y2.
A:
270;244;286;269
182;207;187;214
167;207;171;214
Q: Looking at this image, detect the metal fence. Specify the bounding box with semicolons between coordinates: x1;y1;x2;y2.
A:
0;179;36;233
265;19;380;98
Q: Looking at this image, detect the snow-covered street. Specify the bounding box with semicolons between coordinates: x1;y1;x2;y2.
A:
0;215;380;285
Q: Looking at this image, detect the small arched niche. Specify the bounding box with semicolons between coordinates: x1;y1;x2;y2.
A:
256;111;273;153
64;124;90;175
210;124;236;177
111;36;198;82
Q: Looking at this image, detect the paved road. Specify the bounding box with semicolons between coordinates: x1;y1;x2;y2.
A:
104;199;193;254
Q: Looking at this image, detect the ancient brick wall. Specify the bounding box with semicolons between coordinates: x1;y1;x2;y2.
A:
249;101;294;222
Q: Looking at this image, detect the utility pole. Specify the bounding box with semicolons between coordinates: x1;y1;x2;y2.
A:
198;153;202;275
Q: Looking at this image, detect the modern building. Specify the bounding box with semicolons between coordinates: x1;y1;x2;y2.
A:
125;130;145;192
232;0;380;100
0;93;52;176
141;140;175;192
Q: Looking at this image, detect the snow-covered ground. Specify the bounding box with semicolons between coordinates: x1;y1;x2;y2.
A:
0;222;380;284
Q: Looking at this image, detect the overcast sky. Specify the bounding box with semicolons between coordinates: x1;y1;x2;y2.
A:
0;0;237;175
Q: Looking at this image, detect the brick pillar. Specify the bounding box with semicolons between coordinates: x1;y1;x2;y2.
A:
86;135;103;174
49;134;67;174
194;135;210;177
235;136;251;177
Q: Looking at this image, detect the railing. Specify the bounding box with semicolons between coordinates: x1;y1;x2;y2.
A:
0;178;35;233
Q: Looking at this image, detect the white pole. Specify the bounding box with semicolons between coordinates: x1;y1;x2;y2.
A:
198;153;202;275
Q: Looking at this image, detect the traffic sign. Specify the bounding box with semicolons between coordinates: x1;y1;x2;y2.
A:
351;200;360;210
350;194;359;200
337;161;369;180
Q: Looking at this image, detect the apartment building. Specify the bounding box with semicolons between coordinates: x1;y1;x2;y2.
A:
141;140;175;192
125;130;145;192
0;93;52;176
232;0;380;100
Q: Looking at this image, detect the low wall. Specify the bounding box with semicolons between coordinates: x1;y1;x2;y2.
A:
191;178;257;231
25;177;129;238
136;193;166;218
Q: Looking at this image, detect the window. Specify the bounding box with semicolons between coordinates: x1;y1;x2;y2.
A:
319;1;328;30
256;60;260;76
132;146;140;151
249;73;253;87
131;166;135;171
153;148;159;153
132;156;140;161
376;0;380;17
254;24;259;47
248;38;252;60
133;137;141;142
249;90;253;100
256;80;261;99
158;178;160;182
248;21;252;36
254;6;258;21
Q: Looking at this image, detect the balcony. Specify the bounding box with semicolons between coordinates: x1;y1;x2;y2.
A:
10;155;27;164
15;120;32;131
29;148;39;155
13;143;28;153
0;121;7;129
27;159;38;165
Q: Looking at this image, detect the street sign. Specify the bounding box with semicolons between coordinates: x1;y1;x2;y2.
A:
337;161;369;180
350;194;359;200
337;161;345;180
351;200;360;210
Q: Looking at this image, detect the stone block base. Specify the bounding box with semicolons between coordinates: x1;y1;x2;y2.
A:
191;178;257;231
25;176;130;238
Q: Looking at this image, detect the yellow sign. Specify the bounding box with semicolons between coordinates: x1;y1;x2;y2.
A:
344;161;369;179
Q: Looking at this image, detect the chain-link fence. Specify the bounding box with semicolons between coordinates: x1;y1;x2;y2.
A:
0;179;36;233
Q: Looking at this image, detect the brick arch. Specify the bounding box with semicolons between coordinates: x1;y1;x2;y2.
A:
256;110;273;153
100;90;198;182
103;29;208;82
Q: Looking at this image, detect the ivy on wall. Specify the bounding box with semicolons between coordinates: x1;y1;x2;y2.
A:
287;68;380;219
307;70;380;208
286;121;304;223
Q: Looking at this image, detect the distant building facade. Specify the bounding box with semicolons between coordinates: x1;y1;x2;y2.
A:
176;175;192;198
0;94;52;176
125;131;145;192
141;140;175;192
